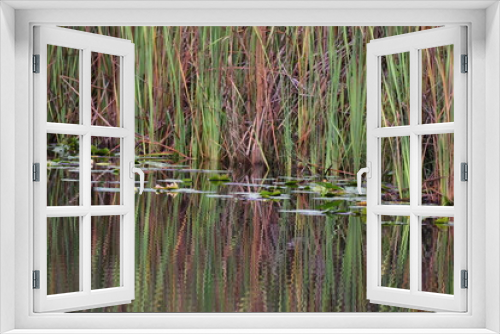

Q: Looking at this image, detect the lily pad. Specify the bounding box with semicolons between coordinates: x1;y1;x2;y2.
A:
260;189;282;198
284;180;300;187
91;145;112;156
318;200;344;211
209;174;231;182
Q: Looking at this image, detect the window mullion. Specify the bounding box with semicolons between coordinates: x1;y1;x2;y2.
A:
82;48;92;294
409;46;420;294
82;214;91;293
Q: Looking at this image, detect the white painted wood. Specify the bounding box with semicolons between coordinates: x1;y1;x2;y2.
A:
47;206;130;217
409;43;420;298
485;3;500;333
372;123;454;138
33;26;135;313
0;2;17;333
46;123;129;137
10;6;486;332
371;205;454;217
1;329;498;334
366;26;467;312
3;0;497;10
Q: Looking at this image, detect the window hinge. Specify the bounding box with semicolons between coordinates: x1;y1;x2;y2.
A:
33;163;40;182
33;54;40;73
461;54;468;73
461;162;468;181
33;270;40;289
461;270;468;289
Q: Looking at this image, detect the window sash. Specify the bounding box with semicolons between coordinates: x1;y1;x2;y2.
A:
366;25;467;312
33;26;136;313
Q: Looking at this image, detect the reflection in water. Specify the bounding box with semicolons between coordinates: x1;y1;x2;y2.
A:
77;160;451;313
45;151;454;311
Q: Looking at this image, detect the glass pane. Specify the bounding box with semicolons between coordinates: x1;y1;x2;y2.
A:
47;217;80;295
47;134;80;206
421;217;454;294
91;137;121;205
422;133;454;206
47;45;80;124
381;137;410;205
381;215;410;290
421;45;454;124
91;215;120;290
381;52;410;127
91;52;121;127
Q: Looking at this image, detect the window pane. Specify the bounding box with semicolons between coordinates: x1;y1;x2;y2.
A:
91;52;121;127
421;134;454;206
47;217;80;295
381;137;410;205
47;134;80;206
91;215;120;290
381;52;410;127
381;215;410;290
91;137;121;205
421;45;454;124
47;45;80;124
421;217;454;294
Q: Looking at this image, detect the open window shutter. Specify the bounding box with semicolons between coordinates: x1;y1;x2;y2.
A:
33;26;137;312
365;26;467;312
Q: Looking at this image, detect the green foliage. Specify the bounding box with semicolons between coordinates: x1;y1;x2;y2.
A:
208;174;231;182
91;145;112;156
318;200;344;212
311;182;345;196
284;180;299;187
259;189;282;198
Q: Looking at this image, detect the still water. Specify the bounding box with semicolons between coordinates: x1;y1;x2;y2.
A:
64;158;451;312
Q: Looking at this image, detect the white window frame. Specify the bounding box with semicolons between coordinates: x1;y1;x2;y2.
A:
33;26;136;313
365;26;467;312
1;2;498;333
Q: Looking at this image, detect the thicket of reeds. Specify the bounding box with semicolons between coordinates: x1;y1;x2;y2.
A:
44;26;456;312
50;26;454;205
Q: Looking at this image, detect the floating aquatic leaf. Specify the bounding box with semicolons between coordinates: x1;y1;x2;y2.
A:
209;174;231;182
260;189;282;198
314;182;345;191
154;183;180;194
284;180;299;187
311;183;345;197
91;145;111;156
318;200;343;211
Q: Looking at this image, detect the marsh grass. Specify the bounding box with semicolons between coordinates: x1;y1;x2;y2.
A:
43;26;455;312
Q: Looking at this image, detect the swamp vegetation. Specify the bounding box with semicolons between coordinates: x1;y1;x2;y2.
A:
45;26;454;312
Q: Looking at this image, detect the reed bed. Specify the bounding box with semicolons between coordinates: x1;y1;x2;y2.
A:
51;26;453;205
44;26;455;312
